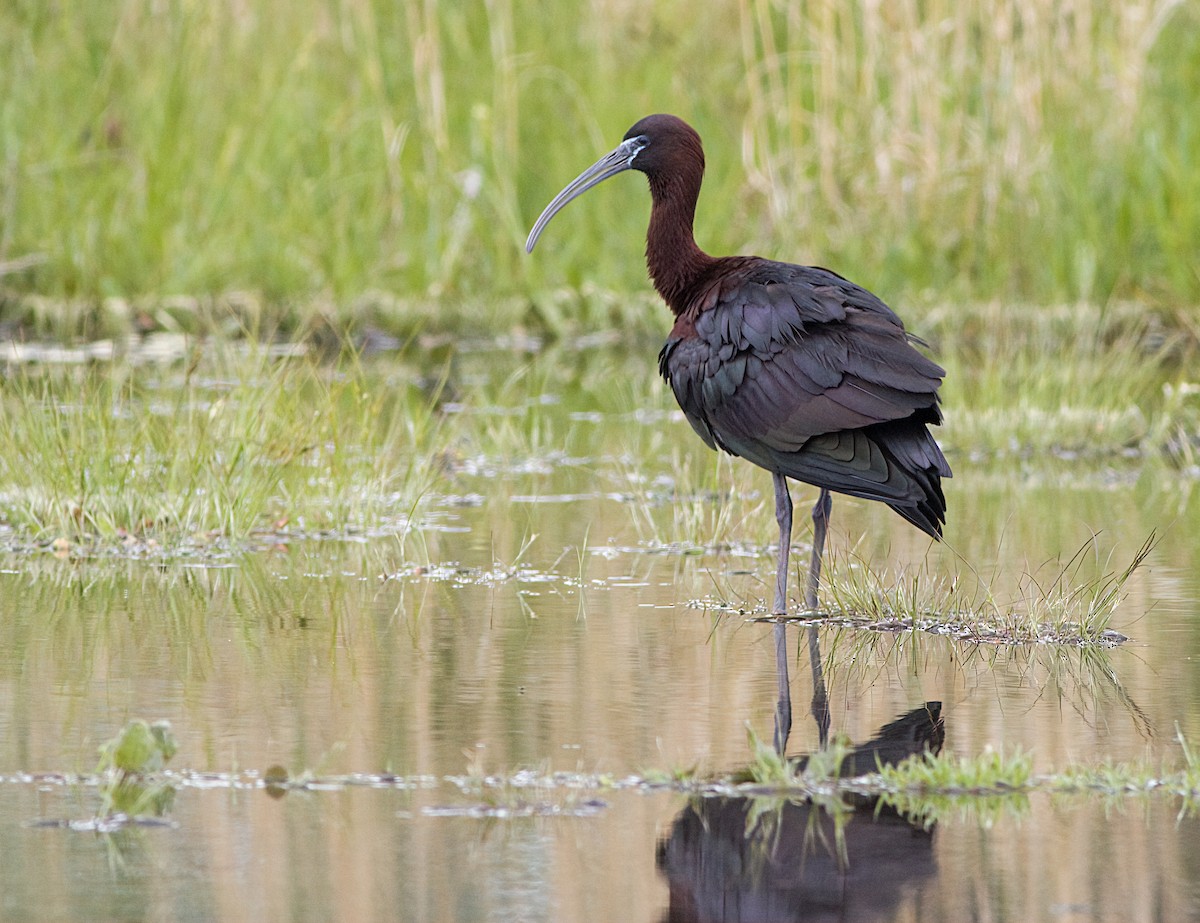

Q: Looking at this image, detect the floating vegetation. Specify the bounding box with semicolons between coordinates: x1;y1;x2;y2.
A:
742;610;1132;647
11;719;1196;822
25;720;184;831
3;712;1198;843
97;720;179;776
94;720;180;821
422;799;608;819
11;743;1200;825
25;814;179;832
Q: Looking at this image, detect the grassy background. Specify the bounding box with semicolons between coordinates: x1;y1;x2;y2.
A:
1;0;1198;339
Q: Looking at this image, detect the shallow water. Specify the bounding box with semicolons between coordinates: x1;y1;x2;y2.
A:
1;343;1199;922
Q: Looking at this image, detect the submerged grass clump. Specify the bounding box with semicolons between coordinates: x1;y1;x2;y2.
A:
872;746;1035;828
0;346;447;548
653;730;1200;830
875;746;1035;794
719;731;1200;823
869;730;1200;822
819;533;1156;644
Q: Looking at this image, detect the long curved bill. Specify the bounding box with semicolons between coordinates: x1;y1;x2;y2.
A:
525;137;645;253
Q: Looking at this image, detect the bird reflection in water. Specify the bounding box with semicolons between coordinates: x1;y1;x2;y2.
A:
656;702;945;923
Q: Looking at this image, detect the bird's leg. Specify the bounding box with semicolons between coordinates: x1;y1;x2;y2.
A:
772;473;793;615
773;622;791;755
772;474;793;755
807;625;831;747
803;490;832;746
804;489;833;612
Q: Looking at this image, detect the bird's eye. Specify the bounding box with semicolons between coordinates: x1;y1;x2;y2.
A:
622;135;649;163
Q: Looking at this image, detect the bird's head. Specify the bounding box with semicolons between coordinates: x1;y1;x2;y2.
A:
525;114;705;253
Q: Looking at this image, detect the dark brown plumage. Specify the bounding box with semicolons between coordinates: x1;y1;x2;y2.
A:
526;114;950;619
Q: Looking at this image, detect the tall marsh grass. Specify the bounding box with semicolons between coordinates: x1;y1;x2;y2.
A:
0;0;1197;338
736;0;1198;305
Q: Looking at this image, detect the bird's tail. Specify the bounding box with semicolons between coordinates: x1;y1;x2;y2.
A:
874;420;950;539
781;419;950;540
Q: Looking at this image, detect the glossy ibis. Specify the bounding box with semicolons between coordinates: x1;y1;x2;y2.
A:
526;114;949;624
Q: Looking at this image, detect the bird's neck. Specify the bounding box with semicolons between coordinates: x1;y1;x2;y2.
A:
645;175;716;317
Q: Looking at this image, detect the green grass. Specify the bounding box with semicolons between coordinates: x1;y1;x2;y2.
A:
634;730;1200;830
1;0;1199;339
719;729;1200;825
872;727;1200;820
876;745;1034;793
0;346;447;546
818;533;1156;643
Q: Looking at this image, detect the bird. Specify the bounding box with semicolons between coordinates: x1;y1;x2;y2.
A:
526;113;950;621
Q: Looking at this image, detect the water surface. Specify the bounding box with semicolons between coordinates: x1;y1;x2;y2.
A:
1;343;1198;922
